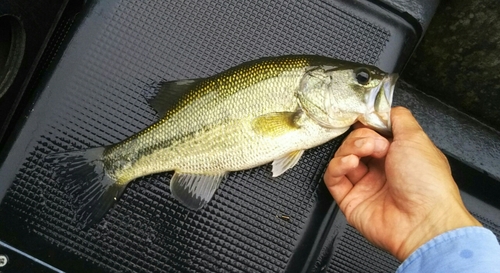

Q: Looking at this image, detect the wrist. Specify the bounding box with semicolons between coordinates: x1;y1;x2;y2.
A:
393;204;482;261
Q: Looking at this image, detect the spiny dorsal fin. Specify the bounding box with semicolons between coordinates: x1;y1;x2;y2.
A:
251;111;302;137
148;79;204;117
272;150;305;177
169;172;226;210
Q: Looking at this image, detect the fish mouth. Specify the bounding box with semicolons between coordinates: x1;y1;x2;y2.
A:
360;73;399;135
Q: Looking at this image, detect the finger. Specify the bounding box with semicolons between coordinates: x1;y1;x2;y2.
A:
390;107;438;152
390;107;450;172
325;154;358;180
327;153;369;185
390;107;424;138
324;154;358;203
335;133;389;159
346;158;369;184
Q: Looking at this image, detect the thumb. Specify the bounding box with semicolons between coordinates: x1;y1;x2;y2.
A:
390;107;424;139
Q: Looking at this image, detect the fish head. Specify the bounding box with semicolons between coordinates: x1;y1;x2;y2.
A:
297;62;398;135
356;69;398;135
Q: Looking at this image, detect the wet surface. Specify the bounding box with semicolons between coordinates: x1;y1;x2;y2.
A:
0;0;499;272
0;0;418;272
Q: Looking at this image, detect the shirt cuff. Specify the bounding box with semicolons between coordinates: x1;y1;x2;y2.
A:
396;226;500;273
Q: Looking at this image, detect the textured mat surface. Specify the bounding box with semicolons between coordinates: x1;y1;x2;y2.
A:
325;194;500;273
0;0;417;272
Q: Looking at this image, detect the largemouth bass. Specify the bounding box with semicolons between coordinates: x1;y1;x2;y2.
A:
48;55;397;227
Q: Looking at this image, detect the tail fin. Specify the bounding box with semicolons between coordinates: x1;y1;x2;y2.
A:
46;147;126;229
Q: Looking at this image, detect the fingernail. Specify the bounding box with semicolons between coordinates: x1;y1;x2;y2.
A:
354;139;365;148
374;139;388;152
341;155;351;163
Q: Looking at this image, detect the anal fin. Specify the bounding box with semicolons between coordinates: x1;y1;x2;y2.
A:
169;172;226;210
272;150;305;177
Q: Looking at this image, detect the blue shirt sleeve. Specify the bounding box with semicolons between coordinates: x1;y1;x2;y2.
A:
397;227;500;273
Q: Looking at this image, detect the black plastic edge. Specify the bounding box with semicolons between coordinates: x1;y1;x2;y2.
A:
448;155;500;210
0;0;69;147
0;1;89;200
0;241;64;273
375;0;440;33
0;1;431;272
284;178;341;273
336;0;420;73
393;81;500;182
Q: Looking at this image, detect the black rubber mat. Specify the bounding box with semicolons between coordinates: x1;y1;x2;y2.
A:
0;0;419;272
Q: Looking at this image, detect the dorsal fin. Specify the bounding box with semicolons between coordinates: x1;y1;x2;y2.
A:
147;79;204;117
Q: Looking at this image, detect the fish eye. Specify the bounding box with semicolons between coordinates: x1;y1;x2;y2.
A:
355;68;371;85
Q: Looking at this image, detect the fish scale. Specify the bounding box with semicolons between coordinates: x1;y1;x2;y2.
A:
47;55;397;227
106;57;312;181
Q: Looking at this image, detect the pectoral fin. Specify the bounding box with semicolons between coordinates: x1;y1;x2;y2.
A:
169;172;226;210
272;150;305;177
252;111;302;137
148;79;204;117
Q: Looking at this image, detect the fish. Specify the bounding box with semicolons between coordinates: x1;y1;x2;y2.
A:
47;55;398;227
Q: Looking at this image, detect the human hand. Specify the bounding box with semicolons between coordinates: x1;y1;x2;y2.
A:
324;106;482;261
